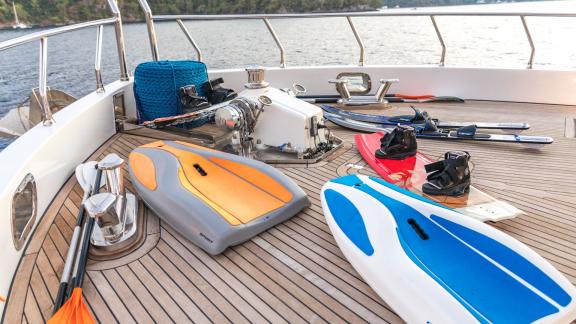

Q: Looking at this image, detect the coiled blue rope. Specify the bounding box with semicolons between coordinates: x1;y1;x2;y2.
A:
134;60;209;123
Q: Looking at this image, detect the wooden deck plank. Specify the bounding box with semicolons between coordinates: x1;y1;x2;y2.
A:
35;250;59;301
153;243;250;323
115;265;173;323
231;244;345;323
127;261;192;323
252;236;388;324
29;267;53;322
223;247;322;324
147;248;235;324
100;269;155;324
240;240;374;323
138;255;213;324
160;226;279;323
87;271;136;323
24;288;43;324
4;254;36;324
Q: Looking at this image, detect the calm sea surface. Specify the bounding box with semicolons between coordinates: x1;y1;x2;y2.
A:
0;0;575;118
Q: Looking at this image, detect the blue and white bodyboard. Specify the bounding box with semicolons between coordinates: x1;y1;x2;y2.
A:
321;175;576;323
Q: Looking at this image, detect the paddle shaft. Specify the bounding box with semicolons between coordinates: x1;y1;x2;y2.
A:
52;205;86;313
73;218;96;288
53;167;102;313
61;168;103;303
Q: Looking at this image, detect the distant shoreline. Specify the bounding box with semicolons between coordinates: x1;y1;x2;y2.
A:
0;0;547;31
0;9;374;30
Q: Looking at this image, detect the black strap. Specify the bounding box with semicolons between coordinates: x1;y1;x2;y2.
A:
425;153;469;183
424;160;444;174
201;78;225;92
210;77;224;88
380;131;395;147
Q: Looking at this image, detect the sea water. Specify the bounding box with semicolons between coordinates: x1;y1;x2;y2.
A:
0;0;575;150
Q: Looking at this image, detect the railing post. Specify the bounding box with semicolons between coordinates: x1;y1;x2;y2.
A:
263;18;286;68
346;16;365;66
430;15;446;66
176;19;203;61
107;0;129;81
138;0;160;61
95;25;105;93
38;37;54;126
520;16;535;69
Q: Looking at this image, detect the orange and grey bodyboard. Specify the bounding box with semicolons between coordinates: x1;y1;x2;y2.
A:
128;141;309;254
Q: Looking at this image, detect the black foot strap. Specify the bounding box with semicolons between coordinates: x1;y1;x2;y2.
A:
425;151;470;188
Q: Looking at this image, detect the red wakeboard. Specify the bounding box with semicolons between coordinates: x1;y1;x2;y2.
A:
355;132;431;189
354;132;521;222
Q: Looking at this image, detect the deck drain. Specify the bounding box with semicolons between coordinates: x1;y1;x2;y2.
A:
565;118;576;138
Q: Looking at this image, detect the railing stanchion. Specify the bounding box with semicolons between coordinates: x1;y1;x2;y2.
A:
38;37;54;126
430;15;446;66
347;16;365;66
107;0;129;80
521;16;535;69
263;18;286;68
138;0;160;61
95;25;105;93
176;19;203;61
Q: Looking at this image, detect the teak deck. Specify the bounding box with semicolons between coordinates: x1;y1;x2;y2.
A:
4;101;576;323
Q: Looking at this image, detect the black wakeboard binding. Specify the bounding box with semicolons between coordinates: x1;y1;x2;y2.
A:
202;77;238;104
179;85;211;113
375;125;418;160
418;109;439;133
410;106;429;123
422;151;471;196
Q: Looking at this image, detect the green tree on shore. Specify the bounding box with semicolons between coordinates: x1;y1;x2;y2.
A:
0;0;380;26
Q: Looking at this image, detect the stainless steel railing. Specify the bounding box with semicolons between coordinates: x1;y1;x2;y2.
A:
0;0;128;126
136;0;575;70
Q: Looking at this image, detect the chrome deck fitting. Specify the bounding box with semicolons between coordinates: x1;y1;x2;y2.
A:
87;153;138;249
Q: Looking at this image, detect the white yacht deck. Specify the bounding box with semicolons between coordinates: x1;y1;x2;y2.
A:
4;100;576;323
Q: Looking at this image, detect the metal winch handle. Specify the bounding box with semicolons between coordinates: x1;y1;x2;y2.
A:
328;79;351;100
375;79;400;103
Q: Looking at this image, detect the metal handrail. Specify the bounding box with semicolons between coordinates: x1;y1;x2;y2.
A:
520;16;535;69
0;0;128;126
0;18;116;51
138;0;160;60
263;19;286;68
430;16;446;67
38;37;52;125
154;12;576;19
136;0;574;70
176;19;202;61
95;25;105;93
346;17;365;66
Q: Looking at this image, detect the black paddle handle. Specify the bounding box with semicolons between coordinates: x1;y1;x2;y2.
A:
74;217;96;288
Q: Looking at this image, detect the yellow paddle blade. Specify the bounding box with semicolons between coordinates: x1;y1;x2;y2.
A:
48;288;95;324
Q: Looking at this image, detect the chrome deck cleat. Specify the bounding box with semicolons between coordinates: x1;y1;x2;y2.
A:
330;77;399;106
